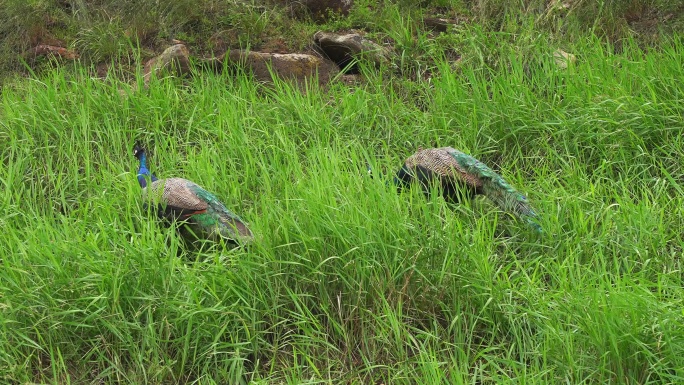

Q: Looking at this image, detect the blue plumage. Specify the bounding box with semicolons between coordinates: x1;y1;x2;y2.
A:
134;149;158;188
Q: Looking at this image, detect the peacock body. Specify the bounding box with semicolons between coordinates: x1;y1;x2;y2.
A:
133;145;253;245
394;147;542;232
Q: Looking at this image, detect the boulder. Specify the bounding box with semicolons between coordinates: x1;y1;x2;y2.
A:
313;31;391;72
553;48;576;69
26;45;79;60
143;44;191;86
423;17;461;33
211;50;340;86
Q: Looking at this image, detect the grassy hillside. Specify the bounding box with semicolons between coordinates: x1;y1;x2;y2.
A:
1;1;684;384
1;0;683;82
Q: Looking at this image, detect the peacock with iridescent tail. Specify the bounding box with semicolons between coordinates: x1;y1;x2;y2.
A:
133;144;254;245
388;147;542;233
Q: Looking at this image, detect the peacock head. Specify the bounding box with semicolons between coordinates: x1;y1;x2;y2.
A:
133;143;145;160
365;162;373;178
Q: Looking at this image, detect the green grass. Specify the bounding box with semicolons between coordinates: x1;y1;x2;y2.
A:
1;28;683;384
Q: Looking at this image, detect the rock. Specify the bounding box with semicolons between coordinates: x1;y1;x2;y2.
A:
553;48;576;69
261;37;291;54
95;62;110;79
423;17;460;32
279;0;353;21
143;44;191;86
313;31;391;73
211;50;339;86
26;45;80;60
340;74;363;86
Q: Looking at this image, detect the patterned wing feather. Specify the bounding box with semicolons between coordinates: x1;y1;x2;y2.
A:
143;178;208;220
144;178;253;243
160;178;208;211
404;147;484;189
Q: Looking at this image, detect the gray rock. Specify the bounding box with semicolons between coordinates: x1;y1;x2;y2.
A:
313;31;391;72
553;48;576;69
212;50;340;86
423;17;461;32
143;44;191;86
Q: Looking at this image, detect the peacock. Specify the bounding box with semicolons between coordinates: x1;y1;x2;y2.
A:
133;144;254;245
388;147;542;232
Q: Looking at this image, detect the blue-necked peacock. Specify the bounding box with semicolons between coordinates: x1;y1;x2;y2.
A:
133;144;254;245
390;147;542;232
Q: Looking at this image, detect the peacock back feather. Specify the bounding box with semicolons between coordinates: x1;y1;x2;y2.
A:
142;178;253;244
134;144;253;245
396;147;542;232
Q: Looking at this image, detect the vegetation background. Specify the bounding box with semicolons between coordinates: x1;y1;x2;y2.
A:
1;0;683;383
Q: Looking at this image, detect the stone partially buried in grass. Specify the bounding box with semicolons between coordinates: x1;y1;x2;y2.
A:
143;44;191;86
423;17;462;33
26;44;80;60
210;50;340;86
553;48;576;69
313;31;391;73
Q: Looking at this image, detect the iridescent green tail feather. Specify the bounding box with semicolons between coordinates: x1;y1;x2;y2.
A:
447;149;542;233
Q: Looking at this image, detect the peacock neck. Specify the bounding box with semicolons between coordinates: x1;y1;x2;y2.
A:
393;165;412;188
136;152;158;188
